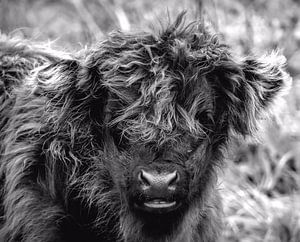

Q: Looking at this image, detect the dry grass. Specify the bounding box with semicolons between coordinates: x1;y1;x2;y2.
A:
1;0;300;241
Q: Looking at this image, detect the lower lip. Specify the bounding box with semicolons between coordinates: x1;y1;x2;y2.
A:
143;200;177;209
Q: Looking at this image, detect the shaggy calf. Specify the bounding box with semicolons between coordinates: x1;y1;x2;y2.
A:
0;15;290;242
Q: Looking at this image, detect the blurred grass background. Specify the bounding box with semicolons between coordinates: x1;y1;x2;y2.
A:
1;0;300;241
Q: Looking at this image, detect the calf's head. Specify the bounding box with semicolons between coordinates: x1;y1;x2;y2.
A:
46;14;290;240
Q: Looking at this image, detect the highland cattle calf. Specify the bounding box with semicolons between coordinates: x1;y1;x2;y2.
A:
0;14;290;242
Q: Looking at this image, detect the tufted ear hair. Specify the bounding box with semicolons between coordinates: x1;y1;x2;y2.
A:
37;56;108;128
213;52;291;136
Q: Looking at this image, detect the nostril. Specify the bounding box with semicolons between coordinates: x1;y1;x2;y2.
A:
138;170;151;186
168;171;179;186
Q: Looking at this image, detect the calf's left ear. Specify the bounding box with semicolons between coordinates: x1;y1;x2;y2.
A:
222;52;292;135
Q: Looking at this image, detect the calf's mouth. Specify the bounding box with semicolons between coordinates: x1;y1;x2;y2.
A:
135;198;182;214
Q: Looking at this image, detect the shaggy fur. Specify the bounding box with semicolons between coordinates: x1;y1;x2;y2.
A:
0;14;290;242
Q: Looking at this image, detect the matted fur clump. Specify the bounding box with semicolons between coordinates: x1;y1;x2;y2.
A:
0;14;290;242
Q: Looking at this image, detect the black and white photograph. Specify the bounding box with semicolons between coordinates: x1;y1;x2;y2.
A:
0;0;299;241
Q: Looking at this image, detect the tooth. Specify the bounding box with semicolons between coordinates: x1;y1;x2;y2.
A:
144;201;176;208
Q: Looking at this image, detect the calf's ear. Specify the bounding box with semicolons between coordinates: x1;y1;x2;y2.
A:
215;52;292;136
38;57;108;127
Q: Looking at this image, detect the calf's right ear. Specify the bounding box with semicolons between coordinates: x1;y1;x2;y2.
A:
38;57;108;127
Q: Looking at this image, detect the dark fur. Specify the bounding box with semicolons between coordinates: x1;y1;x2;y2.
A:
0;14;290;242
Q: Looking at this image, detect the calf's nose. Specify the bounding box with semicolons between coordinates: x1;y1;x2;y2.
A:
137;169;179;191
132;167;186;213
